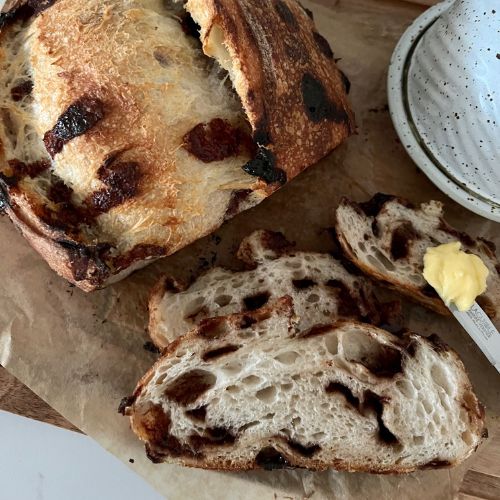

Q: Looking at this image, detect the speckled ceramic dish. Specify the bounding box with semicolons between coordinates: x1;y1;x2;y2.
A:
388;0;500;222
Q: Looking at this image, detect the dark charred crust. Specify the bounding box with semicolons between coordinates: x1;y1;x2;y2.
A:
313;32;333;59
325;279;360;318
298;2;314;20
86;161;142;214
437;219;475;247
185;405;207;422
225;189;252;221
301;73;348;124
243;291;271;311
427;334;450;354
255;447;291;470
143;341;161;354
43;96;105;157
274;0;298;28
183;119;256;163
242;148;286;185
292;278;316;290
11;80;33;101
253;115;272;146
358;193;397;217
339;70;351;94
118;395;136;415
189;427;235;451
113;244;166;272
164;370;216;406
202;344;239;362
363;391;399;445
287;440;320;457
300;324;332;339
390;222;421;260
58;241;110;283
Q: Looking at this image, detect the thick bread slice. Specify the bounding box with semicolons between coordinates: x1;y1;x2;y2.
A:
123;297;485;472
0;0;353;291
149;230;383;348
335;194;500;319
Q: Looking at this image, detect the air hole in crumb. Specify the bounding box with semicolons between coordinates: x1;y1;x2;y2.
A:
461;430;473;445
155;374;167;386
256;386;277;403
243;292;270;311
239;421;259;432
226;385;240;394
396;380;416;398
274;351;299;364
242;375;261;386
292;416;301;427
292;278;316;290
281;383;293;391
184;297;206;319
413;435;424;445
324;334;339;356
312;432;326;440
431;364;453;396
307;294;320;303
370;248;396;271
214;295;232;307
264;413;275;420
220;362;242;375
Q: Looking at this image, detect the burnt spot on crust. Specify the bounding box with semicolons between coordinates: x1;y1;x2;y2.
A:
164;370;216;406
313;32;334;59
11;80;33;101
255;447;291;470
274;0;298;28
243;291;271;311
253;114;272;146
117;395;136;415
189;427;235;451
437;219;475;247
287;440;320;457
292;278;316;290
358;193;398;217
58;241;110;283
202;344;239;362
301;73;348;123
364;392;399;445
325;279;360;318
113;244;166;271
390;222;421;260
326;382;360;408
185;405;207;422
86;161;142;215
242;148;286;185
225;189;252;221
339;70;351;94
183;119;256;163
43;96;105;157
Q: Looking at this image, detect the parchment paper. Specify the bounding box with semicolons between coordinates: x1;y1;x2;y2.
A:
1;0;499;498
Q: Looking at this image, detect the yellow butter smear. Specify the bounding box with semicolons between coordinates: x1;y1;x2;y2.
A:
423;241;489;312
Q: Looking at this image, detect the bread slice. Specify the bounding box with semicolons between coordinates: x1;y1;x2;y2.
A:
335;194;500;319
149;230;385;349
0;0;353;291
122;296;485;472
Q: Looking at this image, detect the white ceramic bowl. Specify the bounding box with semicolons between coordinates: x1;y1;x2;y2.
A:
388;0;500;222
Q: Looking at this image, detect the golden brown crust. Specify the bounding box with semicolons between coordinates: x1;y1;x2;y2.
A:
190;0;355;182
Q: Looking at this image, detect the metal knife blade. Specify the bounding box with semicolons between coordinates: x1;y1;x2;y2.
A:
448;301;500;374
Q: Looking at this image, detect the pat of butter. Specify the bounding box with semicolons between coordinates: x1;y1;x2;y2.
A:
423;241;489;312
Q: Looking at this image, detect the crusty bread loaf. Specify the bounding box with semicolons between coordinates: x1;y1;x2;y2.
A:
122;297;485;472
0;0;354;291
335;194;500;319
149;230;385;348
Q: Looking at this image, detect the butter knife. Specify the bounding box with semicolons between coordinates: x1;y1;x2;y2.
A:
447;301;500;374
